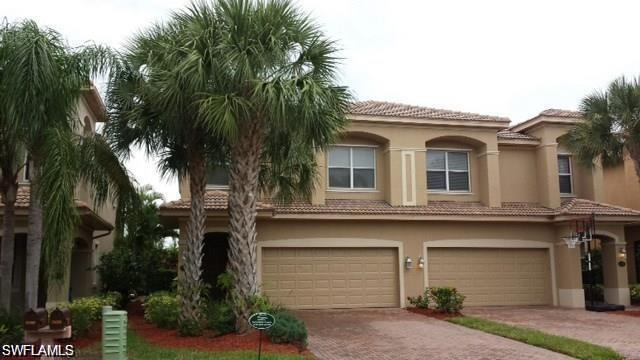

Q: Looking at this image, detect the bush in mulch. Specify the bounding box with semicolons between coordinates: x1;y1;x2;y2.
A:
406;307;462;320
129;315;310;355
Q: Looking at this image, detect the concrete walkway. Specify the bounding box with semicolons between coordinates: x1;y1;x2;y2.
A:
465;307;640;360
296;309;570;360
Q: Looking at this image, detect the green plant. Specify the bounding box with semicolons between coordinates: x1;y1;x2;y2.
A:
144;292;179;329
65;294;119;337
630;284;640;303
449;316;622;360
266;311;307;347
97;247;145;303
0;309;23;344
178;318;203;337
429;287;465;313
407;288;430;309
205;300;235;335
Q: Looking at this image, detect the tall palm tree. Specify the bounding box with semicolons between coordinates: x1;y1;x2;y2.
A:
2;20;136;309
104;20;227;330
189;0;351;332
0;20;26;311
565;77;640;175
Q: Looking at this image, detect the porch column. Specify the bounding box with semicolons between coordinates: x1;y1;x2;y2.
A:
602;240;631;306
311;151;326;205
478;149;501;207
555;225;585;308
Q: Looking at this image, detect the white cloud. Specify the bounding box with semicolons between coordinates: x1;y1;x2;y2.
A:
4;0;640;200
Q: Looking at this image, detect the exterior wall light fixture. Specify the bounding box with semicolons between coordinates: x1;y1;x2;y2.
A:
418;256;425;269
405;256;413;269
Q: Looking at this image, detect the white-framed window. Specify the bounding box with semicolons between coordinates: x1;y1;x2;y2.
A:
558;155;573;195
328;145;376;189
206;166;229;187
427;149;470;192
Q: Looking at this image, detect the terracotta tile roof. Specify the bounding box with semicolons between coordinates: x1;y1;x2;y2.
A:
559;198;640;217
539;109;583;118
160;192;640;218
349;101;510;123
497;130;539;141
162;190;273;211
275;200;555;216
0;185;90;209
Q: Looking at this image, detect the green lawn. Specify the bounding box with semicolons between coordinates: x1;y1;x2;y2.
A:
127;331;310;360
448;316;622;360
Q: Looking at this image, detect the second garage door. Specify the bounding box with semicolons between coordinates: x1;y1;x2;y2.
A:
262;247;399;309
427;248;552;306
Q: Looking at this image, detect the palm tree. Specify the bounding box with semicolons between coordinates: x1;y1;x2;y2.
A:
190;0;351;332
104;20;227;330
1;20;136;309
0;21;26;311
565;77;640;175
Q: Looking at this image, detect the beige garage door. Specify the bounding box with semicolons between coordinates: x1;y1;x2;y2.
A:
262;247;399;309
428;248;551;306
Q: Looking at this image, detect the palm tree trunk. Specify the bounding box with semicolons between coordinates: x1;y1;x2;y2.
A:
25;159;42;310
179;151;207;326
627;144;640;179
228;119;263;334
0;183;18;311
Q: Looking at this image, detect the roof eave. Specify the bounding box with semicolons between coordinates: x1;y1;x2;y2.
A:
347;114;511;129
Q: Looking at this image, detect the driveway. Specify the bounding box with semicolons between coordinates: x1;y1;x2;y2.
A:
465;307;640;360
295;309;570;360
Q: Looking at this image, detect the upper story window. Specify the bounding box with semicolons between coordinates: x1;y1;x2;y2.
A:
207;166;229;187
328;146;375;189
558;155;573;195
427;150;470;192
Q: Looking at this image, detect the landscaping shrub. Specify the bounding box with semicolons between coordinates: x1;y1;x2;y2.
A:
204;300;235;335
630;284;640;303
407;288;430;308
97;247;145;304
177;318;203;337
0;309;23;345
266;310;307;347
65;293;119;337
430;286;465;313
144;292;179;329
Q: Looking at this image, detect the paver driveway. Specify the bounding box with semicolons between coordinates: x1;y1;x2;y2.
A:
465;307;640;360
295;309;570;360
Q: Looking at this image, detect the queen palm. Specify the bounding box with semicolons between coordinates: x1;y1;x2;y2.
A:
565;77;640;175
185;0;351;332
1;20;137;309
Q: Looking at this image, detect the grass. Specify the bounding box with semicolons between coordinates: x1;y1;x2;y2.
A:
127;330;310;360
448;316;623;360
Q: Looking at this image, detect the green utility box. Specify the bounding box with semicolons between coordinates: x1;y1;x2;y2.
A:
102;309;127;360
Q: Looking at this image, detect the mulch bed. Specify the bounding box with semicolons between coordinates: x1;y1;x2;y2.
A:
128;315;311;355
407;307;462;320
54;322;102;349
608;310;640;317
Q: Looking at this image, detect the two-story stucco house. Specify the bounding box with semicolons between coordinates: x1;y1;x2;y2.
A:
0;86;117;311
160;101;640;310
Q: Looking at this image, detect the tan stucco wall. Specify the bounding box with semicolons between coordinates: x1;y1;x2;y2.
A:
200;219;557;303
499;147;539;203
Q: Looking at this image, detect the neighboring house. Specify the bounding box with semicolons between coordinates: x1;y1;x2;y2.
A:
160;101;640;310
0;87;116;311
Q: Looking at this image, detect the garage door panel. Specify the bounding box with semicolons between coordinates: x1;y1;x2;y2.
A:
428;248;551;306
262;247;399;309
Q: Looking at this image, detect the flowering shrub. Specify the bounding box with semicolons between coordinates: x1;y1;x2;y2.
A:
144;292;179;329
64;293;120;337
429;287;465;313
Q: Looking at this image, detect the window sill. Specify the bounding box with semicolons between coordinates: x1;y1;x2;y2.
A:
427;191;473;195
206;185;229;190
327;189;379;193
560;194;576;198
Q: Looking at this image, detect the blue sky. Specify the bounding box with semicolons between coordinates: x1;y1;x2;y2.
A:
3;0;640;200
